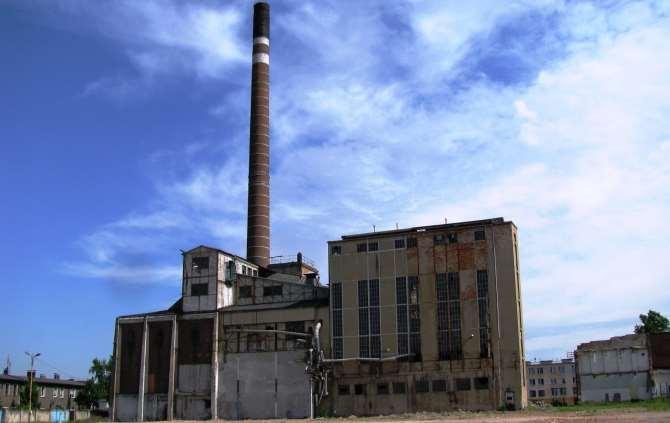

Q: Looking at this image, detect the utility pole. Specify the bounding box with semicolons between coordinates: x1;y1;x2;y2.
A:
25;351;41;423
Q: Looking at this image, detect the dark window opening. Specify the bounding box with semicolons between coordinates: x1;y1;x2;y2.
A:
432;379;447;392
474;377;489;390
192;256;209;271
407;237;417;248
368;241;378;251
357;243;368;253
354;384;366;395
456;378;471;391
415;380;430;393
338;385;350;395
377;383;389;395
191;283;208;296
331;245;342;255
448;233;458;244
433;234;445;245
474;230;486;241
286;321;306;341
239;286;253;299
263;285;282;297
394;239;405;249
393;382;406;394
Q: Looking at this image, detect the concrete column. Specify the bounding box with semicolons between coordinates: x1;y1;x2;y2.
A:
210;313;219;420
167;316;177;421
137;317;149;422
111;320;121;422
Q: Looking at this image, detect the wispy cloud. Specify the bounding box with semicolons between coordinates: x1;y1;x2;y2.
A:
57;0;670;359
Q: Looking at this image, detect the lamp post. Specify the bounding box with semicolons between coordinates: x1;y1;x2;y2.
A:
25;352;41;423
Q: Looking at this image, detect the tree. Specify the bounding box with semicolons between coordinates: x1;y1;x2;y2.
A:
19;383;40;410
76;356;113;409
634;310;670;334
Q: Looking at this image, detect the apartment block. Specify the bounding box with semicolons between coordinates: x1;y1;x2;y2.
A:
526;359;577;405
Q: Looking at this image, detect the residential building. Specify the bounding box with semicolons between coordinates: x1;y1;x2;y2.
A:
0;370;85;410
575;332;670;402
526;359;577;405
327;218;527;414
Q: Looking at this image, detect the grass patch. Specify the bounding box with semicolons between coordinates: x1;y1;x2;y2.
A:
553;398;670;413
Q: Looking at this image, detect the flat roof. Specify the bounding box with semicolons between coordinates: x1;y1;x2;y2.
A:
0;373;86;387
331;217;511;242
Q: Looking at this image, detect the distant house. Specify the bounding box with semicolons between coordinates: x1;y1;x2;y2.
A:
575;332;670;402
526;358;577;405
0;369;86;409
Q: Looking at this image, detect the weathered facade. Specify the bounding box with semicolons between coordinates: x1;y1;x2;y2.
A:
111;246;329;421
0;371;85;410
575;332;670;402
326;218;527;414
526;359;577;405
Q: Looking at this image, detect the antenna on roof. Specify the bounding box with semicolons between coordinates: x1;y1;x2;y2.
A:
372;225;376;232
445;218;448;224
395;223;399;230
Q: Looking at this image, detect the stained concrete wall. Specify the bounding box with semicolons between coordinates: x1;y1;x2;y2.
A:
218;350;310;419
579;373;650;402
651;369;670;398
142;394;168;421
115;395;138;422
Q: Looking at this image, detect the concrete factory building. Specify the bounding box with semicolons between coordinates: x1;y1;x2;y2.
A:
109;1;527;420
526;359;577;405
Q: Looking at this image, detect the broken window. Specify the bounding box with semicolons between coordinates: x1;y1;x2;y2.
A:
354;384;366;395
377;383;389;395
448;233;458;243
406;237;417;248
191;283;208;296
285;321;306;343
456;378;471;391
477;270;490;358
357;243;367;253
397;276;421;361
191;256;209;272
239;286;253;299
474;229;486;241
263;285;282;297
331;245;342;255
394;239;405;249
432;379;447;392
338;385;350;395
368;241;378;251
415;380;429;393
474;377;489;390
393;382;406;394
358;279;381;358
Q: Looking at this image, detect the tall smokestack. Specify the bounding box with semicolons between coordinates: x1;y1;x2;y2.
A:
246;2;270;267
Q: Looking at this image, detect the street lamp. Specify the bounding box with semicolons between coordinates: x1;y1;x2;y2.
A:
25;352;41;423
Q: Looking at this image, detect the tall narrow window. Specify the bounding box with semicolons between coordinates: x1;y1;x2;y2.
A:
477;270;490;358
438;272;462;360
397;276;420;360
396;276;408;355
358;279;380;358
332;282;343;359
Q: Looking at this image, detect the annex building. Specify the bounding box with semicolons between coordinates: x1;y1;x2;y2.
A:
110;2;527;420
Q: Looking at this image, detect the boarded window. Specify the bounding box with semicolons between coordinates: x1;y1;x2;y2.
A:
456;378;471;391
191;283;208;296
432;379;447;392
406;237;417;248
239;286;253;299
377;383;389;395
331;245;342;255
191;256;209;271
338;385;350;395
354;384;366;395
474;377;489;390
393;382;406;394
357;243;367;253
263;285;282;297
394;239;405;249
474;229;486;241
415;380;429;393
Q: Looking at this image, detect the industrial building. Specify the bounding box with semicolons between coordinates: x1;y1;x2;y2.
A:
575;332;670;402
526;359;577;405
109;1;527;420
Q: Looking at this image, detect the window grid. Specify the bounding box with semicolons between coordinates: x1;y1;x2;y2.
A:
358;279;381;358
477;270;490;358
437;272;462;360
331;282;343;359
396;276;421;360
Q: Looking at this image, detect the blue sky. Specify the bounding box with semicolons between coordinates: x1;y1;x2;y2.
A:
1;0;669;378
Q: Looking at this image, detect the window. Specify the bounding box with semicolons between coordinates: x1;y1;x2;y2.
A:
191;256;209;271
263;285;282;297
474;229;486;241
455;378;471;391
559;387;567;396
60;388;64;398
357;243;367;253
239;286;253;298
354;384;366;395
415;380;429;393
69;389;76;398
191;283;208;296
338;385;350;395
538;389;545;397
393;382;406;394
358;279;381;358
394;239;405;249
538;378;544;385
559;366;566;374
562;378;566;384
331;282;343;359
377;383;389;395
437;272;462;360
538;368;544;374
396;276;421;360
242;265;247;275
368;241;378;252
285;321;305;341
551;388;559;396
252;269;258;277
530;379;535;386
40;386;45;397
432;380;447;392
474;377;489;390
477;270;490;358
530;390;536;398
331;245;342;255
551;378;557;385
448;233;458;244
53;388;58;398
433;234;445;245
407;237;417;248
